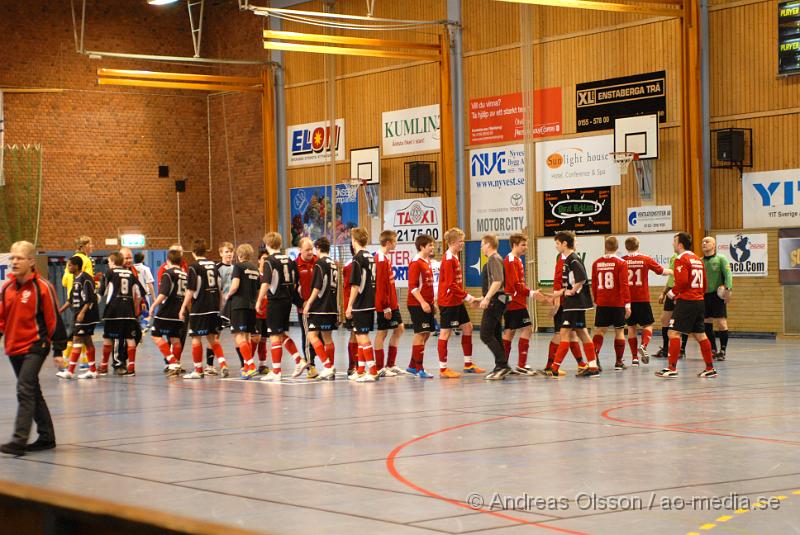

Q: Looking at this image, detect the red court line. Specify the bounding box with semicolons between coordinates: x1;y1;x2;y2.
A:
663;411;798;428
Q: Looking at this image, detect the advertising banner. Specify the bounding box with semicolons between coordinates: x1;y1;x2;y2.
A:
468;88;562;145
544;187;611;236
383;197;442;243
382;104;440;155
576;70;667;132
627;205;672;233
289;184;359;247
742;169;800;228
535;134;618;191
779;228;800;284
0;253;10;282
716;233;768;277
464;240;524;288
469;144;526;239
287;119;345;166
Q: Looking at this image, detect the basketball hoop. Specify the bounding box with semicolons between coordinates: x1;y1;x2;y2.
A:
610;151;638;175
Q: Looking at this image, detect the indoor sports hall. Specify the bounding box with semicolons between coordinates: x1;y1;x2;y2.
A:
1;1;800;535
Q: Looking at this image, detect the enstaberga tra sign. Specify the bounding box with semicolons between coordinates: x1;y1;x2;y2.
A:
382;104;440;156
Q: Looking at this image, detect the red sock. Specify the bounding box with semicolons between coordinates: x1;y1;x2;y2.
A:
461;335;473;360
592;334;603;356
257;339;267;364
375;348;385;370
357;346;365;374
410;345;424;370
569;341;584;364
583;343;596;368
667;336;681;370
102;344;112;367
312;340;328;364
127;346;136;369
283;338;300;358
363;344;376;375
628;337;639;359
171;342;183;360
250;341;258;358
239;342;254;368
86;345;96;372
192;344;203;370
641;328;652;348
387;345;398;367
699;338;714;368
502;339;512;359
155;338;172;359
614;339;625;363
68;345;81;374
348;342;358;371
437;339;448;366
271;343;282;370
551;341;570;372
211;342;226;366
324;343;335;368
518;338;529;368
547;341;558;368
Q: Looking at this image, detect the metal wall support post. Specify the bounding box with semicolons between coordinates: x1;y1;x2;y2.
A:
700;0;712;233
270;15;288;238
447;0;465;228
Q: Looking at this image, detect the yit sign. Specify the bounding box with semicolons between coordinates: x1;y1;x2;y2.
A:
743;169;800;227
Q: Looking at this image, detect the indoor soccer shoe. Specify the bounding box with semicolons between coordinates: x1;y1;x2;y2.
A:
513;366;537;376
379;367;397;377
713;350;726;361
55;370;74;380
78;370;97;380
220;365;230;378
614;361;627;371
390;366;414;376
121;368;136;377
655;368;678;378
405;367;419;377
307;365;319;379
577;367;600;377
698;368;718;378
463;363;485;374
439;368;461;379
318;367;336;380
356;373;377;382
292;359;309;378
348;370;364;381
631;359;640;367
417;369;434;379
204;366;219;376
183;370;204;379
543;368;566;377
638;345;650;364
260;371;282;382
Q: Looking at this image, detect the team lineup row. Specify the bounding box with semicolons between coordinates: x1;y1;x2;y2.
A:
48;225;733;383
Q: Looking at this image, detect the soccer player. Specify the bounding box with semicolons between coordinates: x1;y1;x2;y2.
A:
226;244;260;379
374;230;409;377
251;249;271;375
0;241;66;456
98;252;144;376
180;240;227;379
480;234;511;380
549;231;598;378
701;236;733;361
60;236;94;369
56;256;100;380
406;234;436;379
258;232;304;382
591;237;631;371
342;249;358;376
623;236;672;365
502;233;539;376
295;237;319;378
656;253;688;360
208;242;235;373
656;232;717;378
149;249;187;377
345;227;379;382
437;228;482;378
303;237;338;380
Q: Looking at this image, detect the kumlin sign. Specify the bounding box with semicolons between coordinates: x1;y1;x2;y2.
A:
382;104;440;156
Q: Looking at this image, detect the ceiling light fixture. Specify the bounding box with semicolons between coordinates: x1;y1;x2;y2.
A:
148;0;180;5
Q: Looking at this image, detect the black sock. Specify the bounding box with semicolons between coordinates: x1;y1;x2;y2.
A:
206;348;214;366
717;330;728;351
236;347;244;367
704;323;717;351
680;334;688;351
662;328;669;350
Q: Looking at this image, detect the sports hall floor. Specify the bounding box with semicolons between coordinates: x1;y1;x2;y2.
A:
1;328;799;535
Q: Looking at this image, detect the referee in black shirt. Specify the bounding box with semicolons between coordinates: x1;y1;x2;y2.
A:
480;234;510;380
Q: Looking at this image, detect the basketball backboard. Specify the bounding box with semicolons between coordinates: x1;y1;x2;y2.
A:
350;146;380;185
614;114;659;160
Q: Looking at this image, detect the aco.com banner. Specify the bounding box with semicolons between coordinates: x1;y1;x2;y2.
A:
716;233;768;277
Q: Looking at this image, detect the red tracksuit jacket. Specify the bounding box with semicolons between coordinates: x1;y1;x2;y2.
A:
0;272;67;357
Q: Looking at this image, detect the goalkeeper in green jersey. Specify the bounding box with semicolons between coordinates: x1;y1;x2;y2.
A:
701;237;733;361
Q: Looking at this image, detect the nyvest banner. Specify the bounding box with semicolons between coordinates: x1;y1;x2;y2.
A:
469;144;526;239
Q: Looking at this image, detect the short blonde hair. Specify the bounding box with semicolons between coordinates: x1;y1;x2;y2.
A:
481;234;499;250
605;236;618;252
444;227;465;245
75;235;92;250
625;236;639;252
218;241;234;252
351;227;368;247
379;230;397;246
263;232;282;250
236;243;254;262
10;241;35;259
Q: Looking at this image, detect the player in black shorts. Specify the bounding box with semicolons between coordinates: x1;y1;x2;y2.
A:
257;232;304;382
56;256;100;380
98;252;144;376
149;249;188;377
345;227;379;382
250;249;271;375
226;244;261;379
303;237;339;381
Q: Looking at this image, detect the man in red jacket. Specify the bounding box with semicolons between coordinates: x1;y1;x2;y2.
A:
0;241;67;456
502;233;541;375
294;237;318;378
591;236;631;371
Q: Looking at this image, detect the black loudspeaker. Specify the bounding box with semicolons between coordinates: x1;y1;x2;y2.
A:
159;165;169;178
409;162;432;190
717;130;744;163
175;180;186;193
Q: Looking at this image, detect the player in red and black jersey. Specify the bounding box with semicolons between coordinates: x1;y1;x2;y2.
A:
591;237;631;371
295;237;318;378
406;234;436;379
180;240;228;378
258;232;304;382
56;256;100;380
656;233;717;378
374;230;410;378
252;250;270;375
342;252;358;375
346;227;379;382
226;244;261;379
149;249;188;377
437;228;481;377
502;233;542;376
623;236;672;365
303;237;338;380
98;252;145;376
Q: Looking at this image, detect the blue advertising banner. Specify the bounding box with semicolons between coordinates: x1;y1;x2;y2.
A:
464;240;525;288
289;184;359;247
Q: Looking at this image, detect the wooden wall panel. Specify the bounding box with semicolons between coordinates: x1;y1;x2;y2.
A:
462;0;520;52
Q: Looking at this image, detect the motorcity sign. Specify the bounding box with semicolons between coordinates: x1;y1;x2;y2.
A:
287;118;345;166
469;144;526;239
